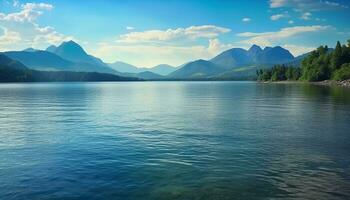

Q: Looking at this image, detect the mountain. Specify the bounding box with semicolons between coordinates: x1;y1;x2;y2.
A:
23;48;39;52
257;46;294;64
211;48;251;69
136;71;164;80
46;45;57;53
149;64;176;76
4;50;117;74
46;40;117;73
108;62;176;75
0;54;138;82
3;41;118;74
48;40;96;64
0;54;31;82
210;45;294;69
108;61;140;73
3;50;74;71
169;59;225;79
166;45;296;79
0;54;27;70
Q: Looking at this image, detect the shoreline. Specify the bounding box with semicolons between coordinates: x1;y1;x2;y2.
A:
260;79;350;87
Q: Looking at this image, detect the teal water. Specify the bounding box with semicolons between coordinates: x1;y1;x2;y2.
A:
0;82;350;200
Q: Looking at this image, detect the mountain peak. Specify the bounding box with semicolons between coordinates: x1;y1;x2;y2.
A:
51;40;91;64
46;45;57;52
248;44;262;52
23;48;38;52
59;40;84;50
63;40;80;46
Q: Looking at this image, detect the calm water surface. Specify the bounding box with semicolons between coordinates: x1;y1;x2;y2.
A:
0;81;350;200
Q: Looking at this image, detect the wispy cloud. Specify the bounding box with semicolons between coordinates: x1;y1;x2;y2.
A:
269;0;348;11
0;2;53;22
0;27;21;48
117;25;230;43
242;17;251;22
300;12;312;20
237;25;330;46
126;26;134;30
270;14;287;20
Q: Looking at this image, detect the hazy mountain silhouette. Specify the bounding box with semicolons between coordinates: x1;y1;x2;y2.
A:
169;59;225;78
2;41;315;80
3;41;117;74
150;64;176;75
136;71;164;79
0;54;138;82
3;50;74;71
109;61;140;73
109;62;176;75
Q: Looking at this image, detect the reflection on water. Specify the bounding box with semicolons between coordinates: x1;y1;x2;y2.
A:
0;82;350;200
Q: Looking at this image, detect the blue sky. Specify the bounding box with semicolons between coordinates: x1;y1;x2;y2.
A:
1;0;350;67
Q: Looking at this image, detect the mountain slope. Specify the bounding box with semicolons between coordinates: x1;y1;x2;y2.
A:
108;61;140;73
49;40;97;64
258;46;294;64
0;54;138;82
46;40;117;74
149;64;176;75
3;50;74;71
0;54;28;70
210;48;251;69
4;49;117;74
169;59;225;78
136;71;164;80
108;62;176;75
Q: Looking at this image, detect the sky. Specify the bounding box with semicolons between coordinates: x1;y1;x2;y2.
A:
0;0;350;67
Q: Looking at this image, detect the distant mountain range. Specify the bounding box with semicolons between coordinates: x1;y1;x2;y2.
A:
4;41;117;74
108;62;176;76
170;45;296;79
0;40;314;81
0;54;138;82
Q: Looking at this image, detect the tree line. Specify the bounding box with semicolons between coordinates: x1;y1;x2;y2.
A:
257;40;350;81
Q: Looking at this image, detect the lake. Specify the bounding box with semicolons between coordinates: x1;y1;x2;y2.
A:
0;81;350;200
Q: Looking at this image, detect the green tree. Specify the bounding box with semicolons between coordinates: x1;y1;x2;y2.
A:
331;41;343;71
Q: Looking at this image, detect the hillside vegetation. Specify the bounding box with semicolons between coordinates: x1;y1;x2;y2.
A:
257;40;350;82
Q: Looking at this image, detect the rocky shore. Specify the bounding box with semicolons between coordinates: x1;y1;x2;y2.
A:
260;79;350;87
312;79;350;87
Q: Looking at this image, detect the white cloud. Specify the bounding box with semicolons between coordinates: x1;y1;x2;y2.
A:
300;12;312;20
242;17;251;22
22;2;53;10
0;2;73;51
0;27;21;50
207;38;233;55
270;14;287;20
0;2;53;22
288;20;294;24
118;25;230;43
126;26;134;30
237;25;329;46
269;0;348;11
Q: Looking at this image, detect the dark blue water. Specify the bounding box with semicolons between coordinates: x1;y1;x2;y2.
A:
0;82;350;200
